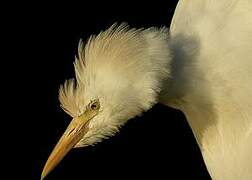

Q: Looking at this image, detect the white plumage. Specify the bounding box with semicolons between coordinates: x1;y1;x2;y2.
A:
166;1;252;179
42;0;252;179
59;24;171;147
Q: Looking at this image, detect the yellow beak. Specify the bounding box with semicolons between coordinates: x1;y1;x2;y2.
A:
41;109;98;180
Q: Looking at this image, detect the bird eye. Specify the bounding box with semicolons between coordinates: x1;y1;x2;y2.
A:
89;100;100;111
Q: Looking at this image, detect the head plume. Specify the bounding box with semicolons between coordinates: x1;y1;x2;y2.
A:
58;23;171;146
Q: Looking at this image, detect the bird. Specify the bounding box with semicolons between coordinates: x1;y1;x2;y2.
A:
41;0;252;179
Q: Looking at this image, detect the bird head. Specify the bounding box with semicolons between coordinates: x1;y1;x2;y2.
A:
41;23;171;179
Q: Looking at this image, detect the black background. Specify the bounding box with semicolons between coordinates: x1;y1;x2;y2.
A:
6;1;211;179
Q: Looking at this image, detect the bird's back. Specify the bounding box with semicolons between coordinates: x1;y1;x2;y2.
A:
161;0;252;179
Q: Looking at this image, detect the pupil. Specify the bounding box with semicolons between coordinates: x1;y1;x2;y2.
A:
91;104;97;109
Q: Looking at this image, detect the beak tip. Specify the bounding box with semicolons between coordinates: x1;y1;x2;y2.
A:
41;114;91;179
40;174;45;180
41;167;48;180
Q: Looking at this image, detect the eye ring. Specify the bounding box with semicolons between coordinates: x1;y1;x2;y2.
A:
89;100;100;110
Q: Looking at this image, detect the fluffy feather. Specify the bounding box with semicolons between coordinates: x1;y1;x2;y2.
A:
59;23;171;147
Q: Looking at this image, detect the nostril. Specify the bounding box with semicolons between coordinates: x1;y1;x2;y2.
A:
67;128;75;136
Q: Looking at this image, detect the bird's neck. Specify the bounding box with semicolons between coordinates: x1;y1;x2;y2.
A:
157;34;199;110
158;33;251;150
156;33;211;145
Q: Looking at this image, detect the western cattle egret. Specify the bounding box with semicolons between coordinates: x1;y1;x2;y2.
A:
41;0;252;179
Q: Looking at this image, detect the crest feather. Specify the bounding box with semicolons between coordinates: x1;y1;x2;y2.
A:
59;23;171;121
